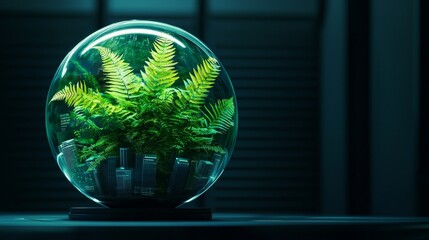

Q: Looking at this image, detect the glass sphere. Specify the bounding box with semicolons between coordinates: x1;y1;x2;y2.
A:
45;20;238;208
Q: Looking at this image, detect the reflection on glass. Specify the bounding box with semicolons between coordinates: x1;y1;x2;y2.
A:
46;20;237;208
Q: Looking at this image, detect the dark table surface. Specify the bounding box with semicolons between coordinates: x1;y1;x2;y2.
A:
1;213;429;240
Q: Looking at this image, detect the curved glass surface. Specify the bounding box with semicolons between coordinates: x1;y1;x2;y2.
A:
45;20;238;208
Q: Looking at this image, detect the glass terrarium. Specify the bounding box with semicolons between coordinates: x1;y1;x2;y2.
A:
45;20;237;209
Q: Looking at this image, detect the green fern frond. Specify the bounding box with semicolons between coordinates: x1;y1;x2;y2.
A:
72;108;99;129
72;60;100;90
93;46;141;99
150;87;176;112
50;82;136;121
193;145;226;154
72;112;102;139
73;106;87;117
87;155;106;171
203;97;235;134
188;127;219;136
49;81;98;110
50;81;89;104
192;136;214;145
141;37;179;92
86;135;120;170
175;57;220;109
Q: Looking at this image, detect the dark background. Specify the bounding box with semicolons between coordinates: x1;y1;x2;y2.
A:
0;0;425;216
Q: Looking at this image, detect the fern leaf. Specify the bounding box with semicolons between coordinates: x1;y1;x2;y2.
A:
188;127;219;135
141;37;179;92
193;145;226;154
71;108;102;139
203;98;235;134
72;60;100;90
50;82;136;121
175;57;220;110
50;81;88;104
192;136;214;146
93;46;141;99
49;81;94;108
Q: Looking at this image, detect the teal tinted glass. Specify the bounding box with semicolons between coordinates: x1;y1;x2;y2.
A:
45;20;238;208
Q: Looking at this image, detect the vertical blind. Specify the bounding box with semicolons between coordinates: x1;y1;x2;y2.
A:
0;0;321;213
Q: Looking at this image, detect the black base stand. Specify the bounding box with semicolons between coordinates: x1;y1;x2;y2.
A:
69;207;212;221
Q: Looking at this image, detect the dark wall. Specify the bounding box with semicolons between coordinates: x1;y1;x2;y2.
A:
322;0;421;216
370;0;420;216
0;0;99;211
419;0;429;216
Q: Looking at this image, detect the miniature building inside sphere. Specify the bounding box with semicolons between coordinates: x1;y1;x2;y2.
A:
45;20;238;208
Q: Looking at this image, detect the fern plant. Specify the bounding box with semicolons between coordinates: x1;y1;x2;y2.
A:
50;37;235;172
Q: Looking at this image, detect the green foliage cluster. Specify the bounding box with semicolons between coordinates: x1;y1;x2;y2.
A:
50;37;235;171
